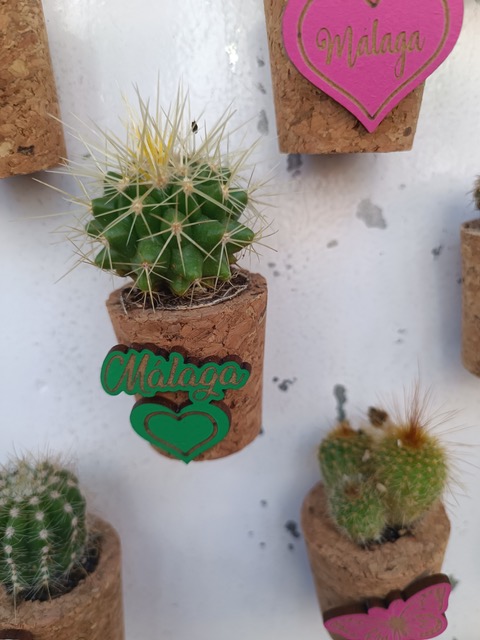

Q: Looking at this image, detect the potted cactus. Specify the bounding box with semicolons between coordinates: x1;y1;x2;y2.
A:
58;89;269;461
462;176;480;376
301;394;451;637
0;456;124;640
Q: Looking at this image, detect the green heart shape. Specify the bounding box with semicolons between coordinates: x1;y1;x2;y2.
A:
130;400;231;463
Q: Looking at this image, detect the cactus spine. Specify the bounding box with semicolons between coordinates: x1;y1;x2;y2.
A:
0;458;87;598
63;90;266;299
318;396;450;545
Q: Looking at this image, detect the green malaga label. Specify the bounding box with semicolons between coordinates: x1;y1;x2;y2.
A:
101;345;251;402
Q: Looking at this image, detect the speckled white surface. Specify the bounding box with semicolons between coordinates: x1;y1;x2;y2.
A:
1;1;480;638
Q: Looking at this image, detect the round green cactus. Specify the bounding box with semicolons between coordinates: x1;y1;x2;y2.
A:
328;477;387;545
318;422;373;488
374;425;449;527
0;458;87;598
62;90;267;299
87;166;255;296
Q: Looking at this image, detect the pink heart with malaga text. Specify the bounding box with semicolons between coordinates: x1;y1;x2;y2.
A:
282;0;464;131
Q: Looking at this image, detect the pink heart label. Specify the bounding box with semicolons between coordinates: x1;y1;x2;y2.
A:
282;0;464;132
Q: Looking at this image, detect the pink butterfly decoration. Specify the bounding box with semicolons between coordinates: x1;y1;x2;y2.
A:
323;574;452;640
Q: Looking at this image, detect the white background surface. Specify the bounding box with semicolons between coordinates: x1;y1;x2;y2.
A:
1;0;480;638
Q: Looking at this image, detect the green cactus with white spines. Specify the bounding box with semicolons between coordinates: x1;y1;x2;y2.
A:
318;396;450;545
328;476;387;545
318;421;373;487
374;422;449;527
318;422;386;544
62;89;267;299
0;458;87;598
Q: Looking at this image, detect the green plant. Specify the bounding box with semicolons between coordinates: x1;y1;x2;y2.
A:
374;411;449;527
0;458;87;599
328;476;387;545
318;393;450;545
318;421;373;486
62;89;267;300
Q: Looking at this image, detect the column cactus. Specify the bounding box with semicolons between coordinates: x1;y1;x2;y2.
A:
373;412;449;527
0;458;87;600
62;89;266;300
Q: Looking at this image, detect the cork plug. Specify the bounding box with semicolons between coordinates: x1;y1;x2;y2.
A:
462;176;480;376
0;0;66;178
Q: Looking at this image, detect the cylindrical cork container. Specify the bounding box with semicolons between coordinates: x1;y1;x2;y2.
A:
0;0;66;178
301;484;450;634
462;219;480;376
106;270;268;461
263;0;424;154
0;517;125;640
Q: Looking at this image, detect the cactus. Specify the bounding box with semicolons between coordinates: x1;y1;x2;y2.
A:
328;476;387;545
374;419;449;527
0;458;87;599
318;421;373;487
318;392;450;545
62;89;267;299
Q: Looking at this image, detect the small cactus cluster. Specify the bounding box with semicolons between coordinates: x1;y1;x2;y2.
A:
64;89;266;299
0;458;87;599
318;400;449;546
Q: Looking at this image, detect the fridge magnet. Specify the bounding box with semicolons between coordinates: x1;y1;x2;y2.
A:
57;88;269;461
301;387;453;636
0;0;65;178
263;0;463;153
0;456;124;640
101;345;250;462
461;177;480;376
323;574;452;640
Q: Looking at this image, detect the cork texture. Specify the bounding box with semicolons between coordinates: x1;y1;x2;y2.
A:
0;0;65;178
106;271;268;460
461;219;480;376
0;516;125;640
263;0;424;154
301;484;450;620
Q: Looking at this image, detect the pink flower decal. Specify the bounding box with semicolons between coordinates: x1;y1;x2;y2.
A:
323;574;452;640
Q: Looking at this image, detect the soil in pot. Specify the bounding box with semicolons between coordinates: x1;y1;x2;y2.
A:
106;270;268;460
0;516;125;640
301;484;450;617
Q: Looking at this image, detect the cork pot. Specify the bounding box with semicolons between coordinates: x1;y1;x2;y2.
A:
301;484;450;635
105;270;268;461
0;516;125;640
263;0;424;154
461;219;480;377
0;0;66;178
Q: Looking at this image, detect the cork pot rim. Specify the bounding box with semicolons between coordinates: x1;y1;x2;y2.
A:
0;515;121;626
301;483;450;564
461;218;480;236
106;269;268;321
